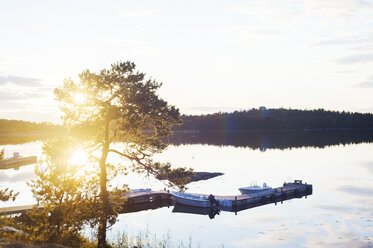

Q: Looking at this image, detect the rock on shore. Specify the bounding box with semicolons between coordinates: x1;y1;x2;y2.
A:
190;172;224;182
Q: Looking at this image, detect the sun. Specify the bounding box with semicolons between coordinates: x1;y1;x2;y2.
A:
70;149;88;165
73;93;86;104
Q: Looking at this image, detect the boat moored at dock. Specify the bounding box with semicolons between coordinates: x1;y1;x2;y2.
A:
172;180;312;209
171;191;219;208
239;182;272;195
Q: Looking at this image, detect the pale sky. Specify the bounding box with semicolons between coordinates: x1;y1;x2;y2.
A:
1;0;373;123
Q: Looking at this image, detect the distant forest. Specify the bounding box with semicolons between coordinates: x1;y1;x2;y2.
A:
176;108;373;131
1;108;373;136
0;119;64;134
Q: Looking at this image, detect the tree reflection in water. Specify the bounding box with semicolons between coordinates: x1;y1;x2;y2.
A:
168;129;373;151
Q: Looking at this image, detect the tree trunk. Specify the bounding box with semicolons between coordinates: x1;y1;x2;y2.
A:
97;119;110;248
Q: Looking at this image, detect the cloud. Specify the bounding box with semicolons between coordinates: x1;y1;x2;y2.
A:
228;1;302;29
118;9;157;18
229;1;298;18
354;76;373;88
106;39;165;58
0;110;60;123
0;91;46;101
356;82;373;88
0;75;42;87
360;161;373;173
0;59;11;65
304;0;373;22
336;53;373;64
316;35;369;46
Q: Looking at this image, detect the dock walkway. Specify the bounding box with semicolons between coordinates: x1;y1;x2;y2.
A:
0;190;171;216
190;181;312;210
0;156;37;170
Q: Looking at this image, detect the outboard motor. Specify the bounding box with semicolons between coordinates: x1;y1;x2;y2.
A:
208;194;219;206
208;208;220;219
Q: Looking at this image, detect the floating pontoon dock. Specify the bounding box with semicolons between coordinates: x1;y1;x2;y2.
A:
0;181;312;216
0;190;172;216
190;180;312;210
0;153;37;170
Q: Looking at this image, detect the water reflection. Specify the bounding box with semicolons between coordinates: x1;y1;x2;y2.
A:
173;205;221;219
172;190;312;219
119;189;312;221
2;130;373;151
120;199;172;214
1;135;373;247
168;130;373;150
0;168;35;182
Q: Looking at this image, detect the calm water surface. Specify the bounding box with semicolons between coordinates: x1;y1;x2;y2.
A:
1;139;373;247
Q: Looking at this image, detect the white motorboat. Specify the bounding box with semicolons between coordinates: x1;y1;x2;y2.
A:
130;188;151;193
172;191;219;208
239;182;272;195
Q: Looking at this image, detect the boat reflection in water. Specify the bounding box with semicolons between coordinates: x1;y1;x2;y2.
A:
173;204;221;219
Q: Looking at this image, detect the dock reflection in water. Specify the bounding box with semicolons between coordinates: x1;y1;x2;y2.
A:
173;189;312;219
120;189;312;220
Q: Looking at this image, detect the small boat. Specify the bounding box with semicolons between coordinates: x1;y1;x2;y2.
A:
130;188;151;193
239;182;272;195
172;191;219;208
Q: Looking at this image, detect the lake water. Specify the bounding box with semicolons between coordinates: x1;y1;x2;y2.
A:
1;132;373;247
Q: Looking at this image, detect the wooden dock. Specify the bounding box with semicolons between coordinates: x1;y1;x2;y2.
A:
0;204;42;216
187;181;312;209
0;156;37;170
0;190;172;216
0;181;312;216
219;181;312;208
122;190;172;207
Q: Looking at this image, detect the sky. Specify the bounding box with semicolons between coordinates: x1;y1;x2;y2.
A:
1;0;373;123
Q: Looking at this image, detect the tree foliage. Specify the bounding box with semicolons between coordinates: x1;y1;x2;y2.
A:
0;188;18;202
177;108;373;131
23;138;99;247
0;148;18;202
0;147;3;160
54;61;193;247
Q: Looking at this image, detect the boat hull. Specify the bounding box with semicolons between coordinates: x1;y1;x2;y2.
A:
172;192;216;208
239;187;272;195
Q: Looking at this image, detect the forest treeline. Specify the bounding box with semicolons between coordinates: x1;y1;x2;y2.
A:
1;108;373;134
175;108;373;131
0;119;64;134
